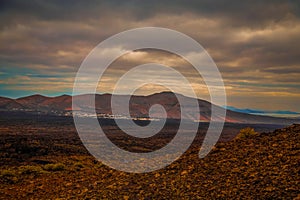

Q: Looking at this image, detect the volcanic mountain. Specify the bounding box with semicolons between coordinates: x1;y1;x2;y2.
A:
0;92;298;125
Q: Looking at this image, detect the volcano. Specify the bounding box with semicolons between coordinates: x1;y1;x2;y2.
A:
0;92;298;125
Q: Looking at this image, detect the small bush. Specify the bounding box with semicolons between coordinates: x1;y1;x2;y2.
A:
236;127;258;139
0;169;18;184
43;163;65;171
1;169;15;177
18;165;45;175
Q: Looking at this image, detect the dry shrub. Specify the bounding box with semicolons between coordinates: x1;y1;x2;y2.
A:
236;127;258;139
18;165;45;175
43;163;65;171
0;169;18;184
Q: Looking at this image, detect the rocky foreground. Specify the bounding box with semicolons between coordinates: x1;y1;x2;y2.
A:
0;123;299;199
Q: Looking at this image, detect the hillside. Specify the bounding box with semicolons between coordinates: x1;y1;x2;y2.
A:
0;92;298;124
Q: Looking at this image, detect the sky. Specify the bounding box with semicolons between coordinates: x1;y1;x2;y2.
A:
0;0;300;112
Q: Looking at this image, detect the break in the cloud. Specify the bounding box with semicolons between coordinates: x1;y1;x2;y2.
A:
0;0;299;112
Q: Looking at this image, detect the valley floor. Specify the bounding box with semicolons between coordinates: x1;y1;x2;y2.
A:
0;115;299;199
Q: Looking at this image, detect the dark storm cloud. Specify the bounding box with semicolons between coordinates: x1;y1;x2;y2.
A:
1;0;298;26
1;0;300;69
0;0;105;23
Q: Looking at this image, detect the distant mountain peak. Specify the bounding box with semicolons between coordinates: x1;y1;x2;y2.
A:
16;94;47;99
0;93;299;124
57;94;71;97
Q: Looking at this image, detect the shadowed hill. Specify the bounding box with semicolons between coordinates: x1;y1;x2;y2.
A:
0;92;299;124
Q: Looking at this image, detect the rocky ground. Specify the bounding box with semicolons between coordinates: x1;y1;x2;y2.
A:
0;116;299;199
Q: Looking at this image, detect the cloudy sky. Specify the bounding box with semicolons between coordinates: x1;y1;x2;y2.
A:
0;0;300;112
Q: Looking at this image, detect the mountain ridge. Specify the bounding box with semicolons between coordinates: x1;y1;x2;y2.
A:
0;92;299;125
225;106;299;115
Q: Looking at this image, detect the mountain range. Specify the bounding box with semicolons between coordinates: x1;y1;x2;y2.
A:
224;106;300;117
0;92;299;125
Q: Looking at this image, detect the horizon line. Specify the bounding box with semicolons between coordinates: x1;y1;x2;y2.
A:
0;91;185;99
1;92;299;114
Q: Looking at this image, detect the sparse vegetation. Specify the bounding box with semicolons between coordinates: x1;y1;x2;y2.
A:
0;169;18;184
236;127;258;139
18;165;45;175
0;115;298;199
43;163;65;171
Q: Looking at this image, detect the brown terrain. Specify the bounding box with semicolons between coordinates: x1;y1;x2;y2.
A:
0;113;299;199
0;92;299;125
